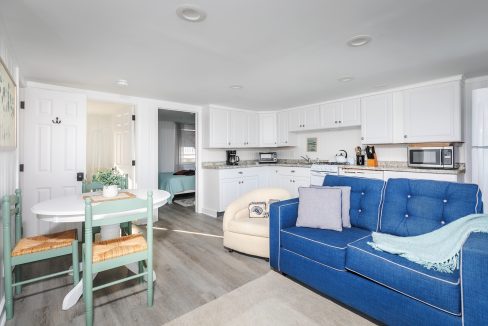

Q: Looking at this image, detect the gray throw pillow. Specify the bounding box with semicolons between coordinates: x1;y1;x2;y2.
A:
296;187;343;231
312;186;351;228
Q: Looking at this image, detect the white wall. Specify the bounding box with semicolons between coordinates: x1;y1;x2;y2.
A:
158;120;176;172
0;22;20;325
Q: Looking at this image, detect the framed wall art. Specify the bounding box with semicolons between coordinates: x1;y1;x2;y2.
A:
0;57;16;150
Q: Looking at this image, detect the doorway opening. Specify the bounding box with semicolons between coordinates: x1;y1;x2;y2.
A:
86;100;135;187
158;109;196;210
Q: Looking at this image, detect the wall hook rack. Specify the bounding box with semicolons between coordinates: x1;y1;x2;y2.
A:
52;117;62;124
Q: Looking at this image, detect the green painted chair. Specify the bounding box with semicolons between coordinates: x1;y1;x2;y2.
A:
83;191;154;326
2;189;79;320
82;173;132;240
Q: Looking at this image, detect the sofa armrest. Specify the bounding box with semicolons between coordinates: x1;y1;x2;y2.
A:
461;232;488;325
269;198;299;270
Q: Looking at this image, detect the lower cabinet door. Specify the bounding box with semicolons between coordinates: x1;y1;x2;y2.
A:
240;176;259;195
220;178;241;211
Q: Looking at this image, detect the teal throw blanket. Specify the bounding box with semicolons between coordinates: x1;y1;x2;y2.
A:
368;214;488;273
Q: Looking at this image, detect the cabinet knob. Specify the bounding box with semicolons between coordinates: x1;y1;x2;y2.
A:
404;135;407;139
361;137;364;140
290;170;295;173
238;171;243;174
228;142;231;145
339;120;342;123
293;180;296;183
285;141;288;143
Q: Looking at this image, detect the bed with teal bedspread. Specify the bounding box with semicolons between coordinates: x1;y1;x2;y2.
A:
158;172;195;203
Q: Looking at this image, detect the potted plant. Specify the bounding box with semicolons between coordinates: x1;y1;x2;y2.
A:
92;168;125;198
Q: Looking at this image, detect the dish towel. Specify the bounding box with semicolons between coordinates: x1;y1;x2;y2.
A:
368;214;488;273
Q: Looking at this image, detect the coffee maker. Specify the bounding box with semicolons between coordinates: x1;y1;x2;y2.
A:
226;150;240;166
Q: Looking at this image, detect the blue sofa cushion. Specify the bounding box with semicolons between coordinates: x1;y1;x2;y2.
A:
281;226;370;271
346;236;461;315
381;178;483;236
324;175;386;232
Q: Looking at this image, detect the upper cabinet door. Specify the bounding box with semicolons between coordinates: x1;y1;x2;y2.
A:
209;107;230;147
229;110;248;147
302;105;320;130
288;108;302;131
320;102;339;128
246;112;260;147
339;98;361;127
403;81;461;142
361;93;393;144
259;112;277;147
277;111;290;146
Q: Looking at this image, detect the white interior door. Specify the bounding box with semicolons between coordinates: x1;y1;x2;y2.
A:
22;87;86;236
114;106;135;188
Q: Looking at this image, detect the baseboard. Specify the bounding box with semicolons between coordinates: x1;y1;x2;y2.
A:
202;207;218;218
0;295;6;326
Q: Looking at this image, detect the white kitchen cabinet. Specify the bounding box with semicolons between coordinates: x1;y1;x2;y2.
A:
277;111;293;146
259;112;278;147
288;105;320;131
339;168;384;180
383;170;461;182
246;112;260;147
274;167;311;197
320;102;340;129
207;107;230;148
403;80;461;143
361;93;394;144
320;99;361;129
229;110;247;147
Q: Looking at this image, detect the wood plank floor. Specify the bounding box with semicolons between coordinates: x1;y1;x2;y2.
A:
7;203;269;326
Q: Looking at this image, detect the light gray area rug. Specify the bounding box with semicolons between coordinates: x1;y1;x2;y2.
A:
174;197;195;207
164;271;375;326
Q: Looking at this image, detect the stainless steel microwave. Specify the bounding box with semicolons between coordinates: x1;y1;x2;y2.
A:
259;152;278;163
407;146;456;169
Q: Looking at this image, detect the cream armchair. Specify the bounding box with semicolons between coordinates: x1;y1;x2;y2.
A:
223;188;291;259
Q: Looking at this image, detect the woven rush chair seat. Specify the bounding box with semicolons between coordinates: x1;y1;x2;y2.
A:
12;229;77;257
92;234;147;263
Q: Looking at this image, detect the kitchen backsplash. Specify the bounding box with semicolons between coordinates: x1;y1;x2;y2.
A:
201;128;466;163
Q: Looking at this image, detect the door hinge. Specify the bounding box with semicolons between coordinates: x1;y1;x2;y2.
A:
132;115;135;121
132;160;136;166
19;164;24;172
20;101;25;109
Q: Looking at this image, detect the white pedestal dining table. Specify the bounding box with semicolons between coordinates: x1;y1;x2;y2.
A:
31;189;170;310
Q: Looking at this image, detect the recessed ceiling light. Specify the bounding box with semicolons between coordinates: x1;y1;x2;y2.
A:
176;5;207;22
337;77;354;83
116;79;129;87
347;35;372;47
230;85;243;89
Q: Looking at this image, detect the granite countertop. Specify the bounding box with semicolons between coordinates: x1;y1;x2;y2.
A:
202;160;313;169
202;160;466;175
340;163;466;175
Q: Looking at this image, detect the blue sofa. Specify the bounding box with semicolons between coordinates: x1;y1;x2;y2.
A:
269;176;486;325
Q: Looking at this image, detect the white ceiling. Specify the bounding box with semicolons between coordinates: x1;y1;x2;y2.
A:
1;0;488;110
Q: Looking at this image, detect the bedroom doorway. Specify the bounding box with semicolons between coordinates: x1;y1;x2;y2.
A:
86;100;135;187
158;109;196;209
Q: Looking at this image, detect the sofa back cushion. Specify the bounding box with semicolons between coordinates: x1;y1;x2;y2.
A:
323;175;386;231
380;178;483;236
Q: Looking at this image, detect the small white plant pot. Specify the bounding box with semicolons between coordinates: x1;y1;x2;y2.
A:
102;185;119;198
